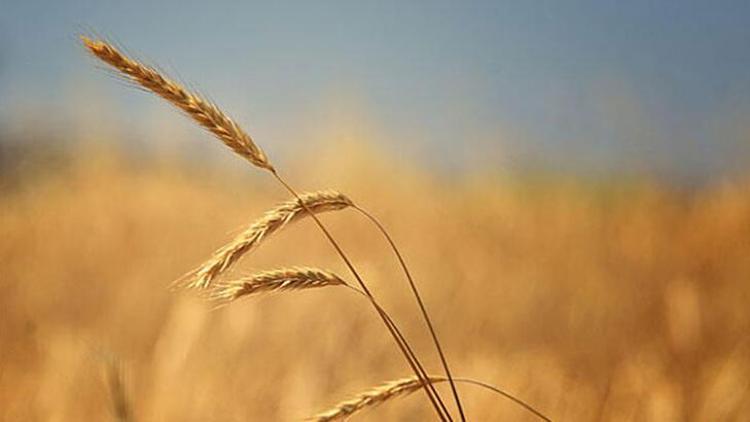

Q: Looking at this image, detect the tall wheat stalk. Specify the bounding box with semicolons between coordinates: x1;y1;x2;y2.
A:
81;35;452;421
353;204;466;419
81;36;551;421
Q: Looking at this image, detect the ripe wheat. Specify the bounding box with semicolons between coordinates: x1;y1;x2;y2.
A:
82;36;551;422
209;267;346;304
81;36;272;171
181;190;352;289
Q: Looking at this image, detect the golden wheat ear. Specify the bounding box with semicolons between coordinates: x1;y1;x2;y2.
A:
311;375;552;422
175;190;353;290
81;36;273;171
208;267;347;305
312;376;429;421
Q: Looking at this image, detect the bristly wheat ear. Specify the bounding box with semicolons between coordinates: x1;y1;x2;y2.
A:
312;376;430;422
80;36;273;171
209;267;347;305
178;190;353;290
311;376;552;422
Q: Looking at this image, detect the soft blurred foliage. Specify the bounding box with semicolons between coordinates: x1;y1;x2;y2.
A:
1;130;750;421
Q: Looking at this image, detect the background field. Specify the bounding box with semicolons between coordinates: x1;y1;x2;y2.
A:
1;135;749;421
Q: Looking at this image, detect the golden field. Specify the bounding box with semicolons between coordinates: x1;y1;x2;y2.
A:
1;140;749;421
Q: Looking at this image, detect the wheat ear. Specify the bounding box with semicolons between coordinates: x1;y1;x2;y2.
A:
312;375;551;422
179;190;352;290
81;36;272;171
209;267;346;304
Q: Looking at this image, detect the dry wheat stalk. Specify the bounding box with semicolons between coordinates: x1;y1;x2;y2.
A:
180;190;353;289
82;36;453;420
209;267;346;304
81;36;273;171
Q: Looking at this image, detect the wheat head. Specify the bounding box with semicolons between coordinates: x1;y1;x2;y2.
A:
312;376;440;421
81;36;272;171
180;190;353;289
209;267;346;304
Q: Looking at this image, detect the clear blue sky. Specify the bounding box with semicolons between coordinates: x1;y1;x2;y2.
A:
2;1;750;180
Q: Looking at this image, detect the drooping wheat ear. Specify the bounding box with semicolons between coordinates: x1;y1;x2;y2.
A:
313;376;428;421
312;376;552;422
81;36;273;171
178;190;353;290
209;267;346;304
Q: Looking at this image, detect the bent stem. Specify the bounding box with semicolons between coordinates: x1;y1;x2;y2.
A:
270;170;452;422
342;285;551;422
341;284;450;416
448;378;551;422
354;205;466;421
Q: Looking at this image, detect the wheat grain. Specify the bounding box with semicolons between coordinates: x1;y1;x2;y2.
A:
81;36;273;171
209;267;346;304
181;190;353;289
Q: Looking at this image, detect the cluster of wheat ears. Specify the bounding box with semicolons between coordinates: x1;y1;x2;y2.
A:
81;36;551;421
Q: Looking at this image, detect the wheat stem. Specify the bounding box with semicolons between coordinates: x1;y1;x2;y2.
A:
271;171;452;421
82;37;452;421
208;272;449;420
354;205;466;420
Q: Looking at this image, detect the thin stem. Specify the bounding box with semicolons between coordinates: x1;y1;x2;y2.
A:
381;310;451;418
354;205;466;421
344;285;552;422
270;169;451;422
448;378;551;422
342;284;449;419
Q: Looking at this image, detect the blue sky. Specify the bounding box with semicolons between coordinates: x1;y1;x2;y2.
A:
2;1;750;180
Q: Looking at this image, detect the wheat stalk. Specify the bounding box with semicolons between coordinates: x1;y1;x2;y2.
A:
81;36;272;171
311;376;552;422
82;36;452;420
177;190;352;290
209;267;346;304
354;205;466;419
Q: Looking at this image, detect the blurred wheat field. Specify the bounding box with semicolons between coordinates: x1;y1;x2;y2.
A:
1;143;750;421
